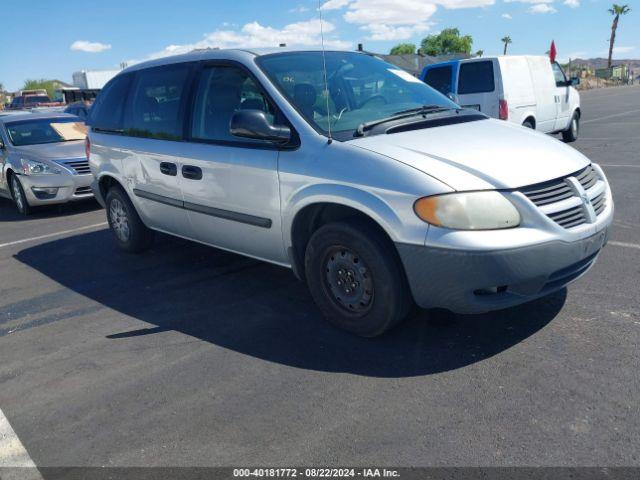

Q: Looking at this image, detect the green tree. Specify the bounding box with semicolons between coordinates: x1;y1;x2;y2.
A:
607;4;631;68
22;79;58;99
420;28;473;56
475;49;484;57
501;36;512;55
389;43;417;55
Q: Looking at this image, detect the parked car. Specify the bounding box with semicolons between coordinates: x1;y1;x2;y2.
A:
8;94;64;111
421;56;581;142
88;48;612;337
0;112;94;215
64;101;92;121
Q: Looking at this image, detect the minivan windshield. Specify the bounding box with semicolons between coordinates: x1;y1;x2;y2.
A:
6;118;87;146
257;51;459;140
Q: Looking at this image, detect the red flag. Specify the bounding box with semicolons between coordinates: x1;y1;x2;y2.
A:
549;40;557;63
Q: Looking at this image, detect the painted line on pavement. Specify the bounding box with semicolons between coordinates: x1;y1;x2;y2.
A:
582;109;640;124
0;223;107;250
609;241;640;251
0;407;43;479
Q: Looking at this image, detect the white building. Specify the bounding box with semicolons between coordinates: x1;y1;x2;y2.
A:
72;70;120;90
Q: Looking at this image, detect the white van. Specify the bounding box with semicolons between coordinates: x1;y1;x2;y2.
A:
421;56;581;142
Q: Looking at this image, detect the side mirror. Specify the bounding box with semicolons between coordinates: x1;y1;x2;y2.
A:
230;110;291;144
570;77;580;86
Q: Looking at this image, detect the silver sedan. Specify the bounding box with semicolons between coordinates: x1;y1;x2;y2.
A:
0;112;94;215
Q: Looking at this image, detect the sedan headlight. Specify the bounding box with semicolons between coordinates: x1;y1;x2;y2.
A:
414;191;520;230
21;159;60;175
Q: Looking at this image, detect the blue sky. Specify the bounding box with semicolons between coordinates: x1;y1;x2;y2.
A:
0;0;637;91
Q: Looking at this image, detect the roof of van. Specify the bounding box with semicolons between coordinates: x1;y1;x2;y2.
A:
423;55;549;66
122;47;363;73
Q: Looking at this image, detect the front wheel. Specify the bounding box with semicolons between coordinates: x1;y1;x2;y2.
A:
105;186;154;253
10;174;31;216
562;112;579;143
304;219;412;337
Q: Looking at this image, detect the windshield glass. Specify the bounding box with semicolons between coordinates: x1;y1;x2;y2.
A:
24;96;51;105
6;118;87;146
257;51;458;140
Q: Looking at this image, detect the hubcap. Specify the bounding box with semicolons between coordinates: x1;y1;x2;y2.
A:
11;177;24;211
109;198;130;242
323;247;374;314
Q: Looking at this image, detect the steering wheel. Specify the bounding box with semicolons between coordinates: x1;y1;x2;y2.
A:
359;95;388;108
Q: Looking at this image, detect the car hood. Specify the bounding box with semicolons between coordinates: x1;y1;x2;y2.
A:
347;118;590;191
15;141;85;161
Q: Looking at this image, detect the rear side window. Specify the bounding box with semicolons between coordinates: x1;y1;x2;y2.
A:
424;66;452;95
458;61;495;94
90;73;133;132
125;63;192;140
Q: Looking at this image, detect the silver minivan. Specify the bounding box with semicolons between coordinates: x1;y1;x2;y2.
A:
89;48;613;337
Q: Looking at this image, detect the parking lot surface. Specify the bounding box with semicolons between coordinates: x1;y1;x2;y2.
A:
1;85;639;468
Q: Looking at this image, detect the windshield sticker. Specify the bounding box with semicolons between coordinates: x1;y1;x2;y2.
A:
388;69;423;84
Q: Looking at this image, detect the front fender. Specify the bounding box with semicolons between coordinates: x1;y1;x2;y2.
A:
282;183;428;250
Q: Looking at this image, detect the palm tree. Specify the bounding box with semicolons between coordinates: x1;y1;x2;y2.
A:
607;4;631;68
501;36;512;55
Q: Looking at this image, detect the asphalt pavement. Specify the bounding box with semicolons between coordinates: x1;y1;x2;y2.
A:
0;85;639;470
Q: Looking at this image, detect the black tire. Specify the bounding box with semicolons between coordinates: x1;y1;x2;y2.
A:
105;186;154;253
522;119;535;129
304;219;412;337
562;112;579;143
9;174;31;216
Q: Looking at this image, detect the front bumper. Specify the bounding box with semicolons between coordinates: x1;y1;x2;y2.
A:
20;173;94;206
398;226;610;314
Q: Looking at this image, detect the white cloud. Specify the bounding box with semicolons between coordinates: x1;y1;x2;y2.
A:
528;3;557;13
504;0;554;3
70;40;111;53
563;0;580;7
138;19;350;62
335;0;492;41
502;12;513;18
290;5;310;13
612;45;636;54
321;0;352;9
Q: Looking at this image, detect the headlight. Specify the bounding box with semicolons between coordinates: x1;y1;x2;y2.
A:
414;191;520;230
21;159;60;175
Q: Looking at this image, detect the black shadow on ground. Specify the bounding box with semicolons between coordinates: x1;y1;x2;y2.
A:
15;229;565;377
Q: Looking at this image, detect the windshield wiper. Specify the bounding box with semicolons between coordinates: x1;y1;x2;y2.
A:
354;105;456;137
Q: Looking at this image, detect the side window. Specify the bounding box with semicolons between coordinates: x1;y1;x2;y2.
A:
90;74;133;131
424;66;453;95
125;63;192;140
552;62;567;87
458;61;495;94
191;66;276;143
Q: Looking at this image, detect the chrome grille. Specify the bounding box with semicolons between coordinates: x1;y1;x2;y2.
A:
61;159;91;175
519;165;607;230
547;205;586;229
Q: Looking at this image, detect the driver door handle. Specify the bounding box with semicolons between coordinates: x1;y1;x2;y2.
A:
182;165;203;180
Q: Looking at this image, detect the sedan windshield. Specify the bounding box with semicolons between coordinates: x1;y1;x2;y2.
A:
257;51;458;140
6;118;86;146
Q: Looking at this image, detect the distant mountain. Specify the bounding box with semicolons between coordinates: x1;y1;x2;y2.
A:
571;57;640;70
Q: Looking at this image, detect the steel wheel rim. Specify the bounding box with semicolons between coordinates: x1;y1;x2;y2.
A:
109;198;130;242
322;246;374;315
572;118;578;136
12;177;24;212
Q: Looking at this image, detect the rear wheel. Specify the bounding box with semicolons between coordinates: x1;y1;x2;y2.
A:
522;119;535;129
304;219;412;337
10;174;31;216
105;186;154;253
562;112;579;143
